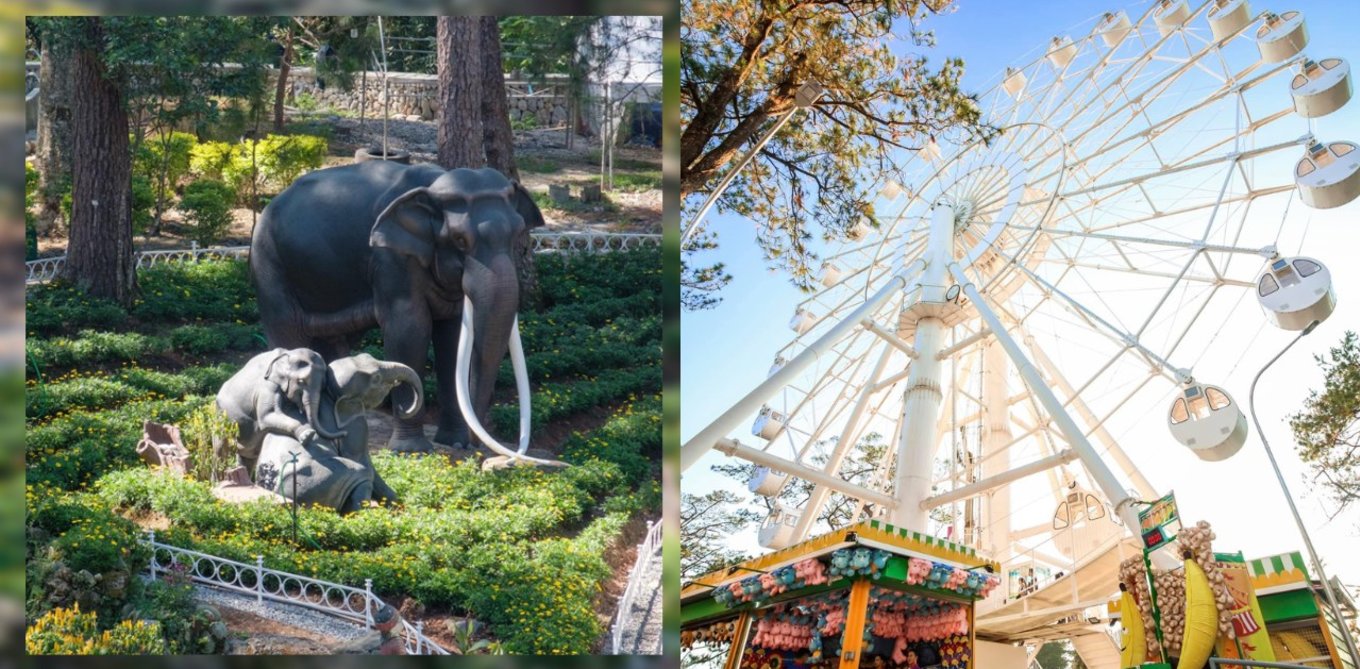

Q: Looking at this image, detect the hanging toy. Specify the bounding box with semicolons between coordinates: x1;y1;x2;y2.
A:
829;550;851;578
870;549;891;579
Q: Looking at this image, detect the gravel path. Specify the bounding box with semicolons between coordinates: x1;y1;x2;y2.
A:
193;584;370;643
617;543;663;654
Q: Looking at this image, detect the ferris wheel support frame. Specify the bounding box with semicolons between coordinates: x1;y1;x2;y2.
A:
889;205;959;530
679;261;923;472
981;338;1016;557
947;253;1145;539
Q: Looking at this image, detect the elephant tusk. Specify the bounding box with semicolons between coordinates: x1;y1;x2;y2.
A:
508;317;531;454
456;296;564;467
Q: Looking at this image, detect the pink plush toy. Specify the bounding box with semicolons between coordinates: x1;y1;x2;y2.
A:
794;558;828;586
907;557;931;585
760;572;780;596
946;567;968;590
980;574;1001;597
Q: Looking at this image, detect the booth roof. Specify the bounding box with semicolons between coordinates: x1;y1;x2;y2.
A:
682;519;1002;601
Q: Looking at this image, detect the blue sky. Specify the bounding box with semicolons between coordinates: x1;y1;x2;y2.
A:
682;0;1360;589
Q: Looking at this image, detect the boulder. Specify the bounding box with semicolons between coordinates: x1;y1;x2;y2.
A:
481;449;571;472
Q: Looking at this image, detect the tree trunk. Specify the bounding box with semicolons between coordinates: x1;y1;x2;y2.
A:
35;36;74;235
64;17;136;307
436;17;484;169
479;16;518;182
273;26;293;132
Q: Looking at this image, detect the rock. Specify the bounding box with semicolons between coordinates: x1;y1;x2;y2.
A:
580;184;603;203
338;630;384;654
222;465;252;486
548;184;571;203
481;449;571;472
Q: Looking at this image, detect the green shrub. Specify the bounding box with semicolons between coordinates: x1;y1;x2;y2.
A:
191;134;327;206
293;91;320;112
178;180;235;246
189;140;234;182
26;282;129;338
132;260;256;323
256;133;327;188
133;131;197;227
179;400;237;483
25;162;38;259
130;174;155;236
26;606;167;655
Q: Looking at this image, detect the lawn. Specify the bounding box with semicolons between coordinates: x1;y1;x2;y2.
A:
24;246;661;654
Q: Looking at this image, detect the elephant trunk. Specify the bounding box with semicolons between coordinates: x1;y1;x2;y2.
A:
379;361;424;420
304;377;346;440
465;257;519;422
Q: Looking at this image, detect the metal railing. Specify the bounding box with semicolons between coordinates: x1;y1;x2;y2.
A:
26;232;660;284
610;519;663;654
143;530;448;655
1209;659;1339;669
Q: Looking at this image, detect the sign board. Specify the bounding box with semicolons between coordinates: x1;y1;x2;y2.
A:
1138;492;1181;551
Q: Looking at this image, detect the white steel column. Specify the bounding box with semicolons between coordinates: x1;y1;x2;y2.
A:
981;338;1014;558
890;205;956;530
949;263;1143;535
680;262;920;472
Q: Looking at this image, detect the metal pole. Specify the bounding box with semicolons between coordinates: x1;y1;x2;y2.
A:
256;555;265;603
890;204;956;530
378;16;389;158
287;452;299;544
681;81;823;248
1248;321;1360;667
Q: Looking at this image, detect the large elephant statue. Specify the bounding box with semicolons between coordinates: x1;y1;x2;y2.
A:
216;347;345;472
250;162;544;458
257;353;423;512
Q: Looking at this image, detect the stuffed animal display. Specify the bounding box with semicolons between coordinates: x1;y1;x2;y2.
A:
904;557;1000;598
937;633;971;668
681;619;739;648
828;548;893;579
714;558;831;608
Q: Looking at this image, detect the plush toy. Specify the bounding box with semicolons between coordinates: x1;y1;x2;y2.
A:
829;550;851;578
870;549;891;579
946;566;968;591
849;548;873;575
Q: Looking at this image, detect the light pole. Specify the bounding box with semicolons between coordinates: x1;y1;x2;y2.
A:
681;81;824;248
1247;319;1360;666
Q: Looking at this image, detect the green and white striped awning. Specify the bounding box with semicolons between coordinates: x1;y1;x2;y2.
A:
1249;551;1311;595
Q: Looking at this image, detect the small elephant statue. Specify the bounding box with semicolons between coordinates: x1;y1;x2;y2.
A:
256;353;424;513
216;347;345;473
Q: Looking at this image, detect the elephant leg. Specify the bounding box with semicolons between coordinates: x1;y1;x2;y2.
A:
309;336;351;363
380;302;435;453
431;318;469;448
371;471;399;503
339;479;374;514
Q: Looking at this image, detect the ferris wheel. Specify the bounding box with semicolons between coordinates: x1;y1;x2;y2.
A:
682;0;1352;639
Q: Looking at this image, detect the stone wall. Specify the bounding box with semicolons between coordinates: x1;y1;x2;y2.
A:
274;67;569;125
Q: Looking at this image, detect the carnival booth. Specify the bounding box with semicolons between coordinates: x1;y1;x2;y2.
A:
681;520;1001;669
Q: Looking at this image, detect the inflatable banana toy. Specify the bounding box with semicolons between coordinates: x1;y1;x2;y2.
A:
1177;551;1219;669
1118;584;1147;668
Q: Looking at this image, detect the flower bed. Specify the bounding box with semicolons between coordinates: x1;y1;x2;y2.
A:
25;247;661;654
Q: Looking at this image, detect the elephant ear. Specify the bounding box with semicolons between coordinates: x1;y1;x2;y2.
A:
511;182;546;230
371;187;439;267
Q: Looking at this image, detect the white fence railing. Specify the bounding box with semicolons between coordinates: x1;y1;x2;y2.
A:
610;519;663;654
143;530;448;655
26;232;660;285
